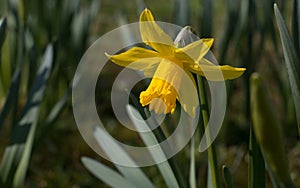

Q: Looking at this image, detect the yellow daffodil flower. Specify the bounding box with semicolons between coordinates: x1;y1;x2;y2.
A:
106;9;245;117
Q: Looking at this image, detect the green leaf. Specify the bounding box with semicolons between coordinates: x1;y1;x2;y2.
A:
196;76;221;188
126;105;180;188
234;0;249;41
13;44;54;187
200;0;213;37
88;0;101;20
0;67;21;132
218;0;239;63
292;0;299;52
174;0;189;26
0;44;54;186
222;165;233;188
298;0;300;50
0;17;6;49
135;0;146;13
93;126;154;188
189;137;196;188
274;3;300;136
81;157;136;188
248;126;265;188
250;73;294;187
35;86;71;146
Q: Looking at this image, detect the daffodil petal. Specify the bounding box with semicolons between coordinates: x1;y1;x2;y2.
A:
187;58;246;81
175;38;214;65
106;47;161;76
140;9;175;55
177;71;199;118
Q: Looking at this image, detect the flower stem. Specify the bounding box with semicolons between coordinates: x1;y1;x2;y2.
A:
128;91;188;188
196;75;221;188
144;110;188;188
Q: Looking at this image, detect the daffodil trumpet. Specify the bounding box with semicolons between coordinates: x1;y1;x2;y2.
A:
106;9;245;117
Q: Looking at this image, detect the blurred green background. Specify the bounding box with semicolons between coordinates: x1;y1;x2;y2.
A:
0;0;299;187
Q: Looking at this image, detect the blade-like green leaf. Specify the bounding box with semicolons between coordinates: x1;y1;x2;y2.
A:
189;137;196;188
200;0;213;37
88;0;101;20
174;0;189;26
274;3;300;135
0;44;54;187
93;126;154;188
81;157;136;188
14;44;54;187
292;0;299;53
0;17;6;49
126;105;180;188
135;0;145;13
0;67;21;132
250;73;294;187
45;87;71;125
234;0;249;42
222;165;233;188
218;0;239;64
298;0;300;50
0;17;20;132
35;85;71;147
248;126;265;188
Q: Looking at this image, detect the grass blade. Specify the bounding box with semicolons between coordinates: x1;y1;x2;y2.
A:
196;76;221;188
0;67;21;132
0;18;6;49
274;3;300;136
292;0;299;53
222;165;234;188
35;85;71;147
128;92;188;188
127;105;180;188
0;44;54;186
174;0;189;26
248;126;265;188
200;0;213;37
13;44;54;187
218;0;239;64
0;17;7;98
250;73;294;187
93;126;154;188
189;137;196;188
81;157;136;188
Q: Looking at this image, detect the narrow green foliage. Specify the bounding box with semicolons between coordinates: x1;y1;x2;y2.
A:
128;91;188;188
197;76;221;188
189;137;196;188
274;4;300;135
35;86;72;147
93;127;154;188
218;0;239;64
292;0;299;53
174;0;190;26
81;157;136;188
127;105;180;188
250;72;294;187
0;18;6;49
0;44;54;187
200;0;213;37
248;126;265;188
222;165;234;188
0;17;7;108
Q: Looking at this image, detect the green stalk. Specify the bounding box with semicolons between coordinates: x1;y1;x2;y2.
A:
248;126;265;188
196;75;221;188
128;92;188;188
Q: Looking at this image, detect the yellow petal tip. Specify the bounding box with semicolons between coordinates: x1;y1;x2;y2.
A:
202;38;214;48
140;8;154;22
104;52;111;58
